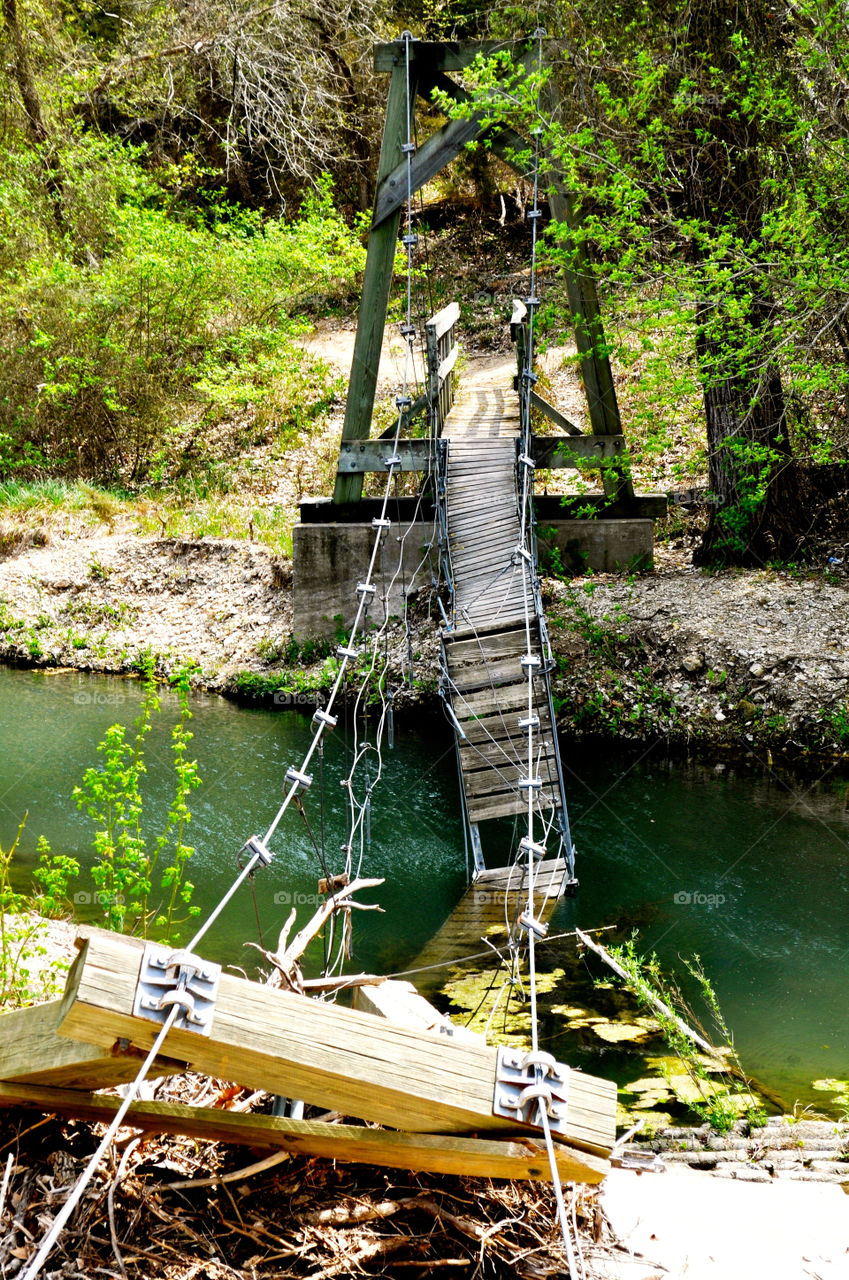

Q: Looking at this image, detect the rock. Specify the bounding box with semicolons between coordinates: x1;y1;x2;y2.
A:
681;650;704;673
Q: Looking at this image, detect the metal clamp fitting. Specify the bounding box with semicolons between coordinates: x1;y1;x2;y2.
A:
134;943;221;1036
245;834;274;866
518;910;549;939
285;766;312;792
493;1046;571;1132
519;836;547;861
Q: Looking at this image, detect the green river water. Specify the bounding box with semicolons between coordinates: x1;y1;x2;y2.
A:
0;665;846;1114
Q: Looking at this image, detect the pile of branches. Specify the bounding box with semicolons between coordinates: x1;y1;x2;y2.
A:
0;1095;621;1279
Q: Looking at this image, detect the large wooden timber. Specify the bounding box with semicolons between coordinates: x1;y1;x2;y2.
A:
333;60;416;505
57;930;616;1156
0;1081;608;1183
0;999;185;1089
409;860;571;997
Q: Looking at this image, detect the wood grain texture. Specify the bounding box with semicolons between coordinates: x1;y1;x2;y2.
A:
0;999;185;1089
57;932;615;1155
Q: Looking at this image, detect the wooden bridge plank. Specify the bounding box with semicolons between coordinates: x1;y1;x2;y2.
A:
0;1081;608;1184
461;763;560;799
453;683;548;718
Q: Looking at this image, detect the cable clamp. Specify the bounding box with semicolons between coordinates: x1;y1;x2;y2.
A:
521;369;539;384
493;1046;571;1131
518;453;535;469
337;644;361;661
518;776;542;792
384;454;403;468
134;943;220;1035
245;834;274;866
285;766;313;792
526;209;542;220
513;546;533;564
395;394;412;409
520;654;541;670
401;231;418;245
520;1049;567;1083
356;581;376;598
401;141;416;155
312;708;337;730
372;516;391;530
518;713;540;729
524;295;540;308
518;909;548;938
519;836;547;861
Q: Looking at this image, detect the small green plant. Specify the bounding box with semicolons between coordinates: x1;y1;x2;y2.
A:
73;657;202;936
88;556;113;581
0;818;78;1007
607;935;767;1130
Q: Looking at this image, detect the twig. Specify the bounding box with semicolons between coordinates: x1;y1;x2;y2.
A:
257;877;384;990
0;1152;15;1225
575;928;720;1057
167;1150;291;1190
107;1138;140;1280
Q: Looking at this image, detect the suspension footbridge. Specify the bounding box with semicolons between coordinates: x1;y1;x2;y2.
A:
0;34;670;1279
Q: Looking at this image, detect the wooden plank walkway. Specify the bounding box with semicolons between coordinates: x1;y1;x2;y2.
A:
441;364;567;831
409;859;571;997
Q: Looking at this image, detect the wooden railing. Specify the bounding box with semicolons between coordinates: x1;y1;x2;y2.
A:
426;301;460;435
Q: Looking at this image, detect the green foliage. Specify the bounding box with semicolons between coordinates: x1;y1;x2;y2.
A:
72;657;202;937
609;936;768;1131
0;142;363;482
447;19;849;560
0;818;77;1007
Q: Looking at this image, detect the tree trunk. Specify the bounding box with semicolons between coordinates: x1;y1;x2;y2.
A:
683;0;802;565
1;0;67;234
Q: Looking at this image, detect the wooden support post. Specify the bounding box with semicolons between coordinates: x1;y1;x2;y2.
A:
0;1081;609;1183
57;931;616;1155
425;70;632;501
334;61;417;505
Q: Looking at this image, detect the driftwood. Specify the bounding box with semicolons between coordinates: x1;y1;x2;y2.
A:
575;928;720;1058
250;877;385;992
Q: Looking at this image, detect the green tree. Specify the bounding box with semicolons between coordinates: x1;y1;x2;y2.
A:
455;5;849;563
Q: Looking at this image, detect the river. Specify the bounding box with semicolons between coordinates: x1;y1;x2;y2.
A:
0;665;846;1113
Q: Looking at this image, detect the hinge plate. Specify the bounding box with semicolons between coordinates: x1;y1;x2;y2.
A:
133;943;221;1036
492;1046;571;1135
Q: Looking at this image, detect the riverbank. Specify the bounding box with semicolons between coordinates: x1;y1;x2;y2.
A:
3;914;847;1280
1;529;848;760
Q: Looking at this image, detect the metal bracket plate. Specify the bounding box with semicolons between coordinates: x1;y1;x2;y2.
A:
492;1046;571;1135
133;944;221;1036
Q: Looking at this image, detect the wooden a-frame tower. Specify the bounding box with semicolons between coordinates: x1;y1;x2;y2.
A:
333;36;634;508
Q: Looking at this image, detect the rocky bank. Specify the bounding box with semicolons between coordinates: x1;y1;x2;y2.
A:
1;530;849;758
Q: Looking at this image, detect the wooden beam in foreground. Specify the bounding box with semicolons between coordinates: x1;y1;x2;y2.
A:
0;1081;608;1184
0;1000;186;1090
58;931;616;1156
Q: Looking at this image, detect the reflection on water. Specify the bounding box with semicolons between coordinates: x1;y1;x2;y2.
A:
0;666;846;1110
